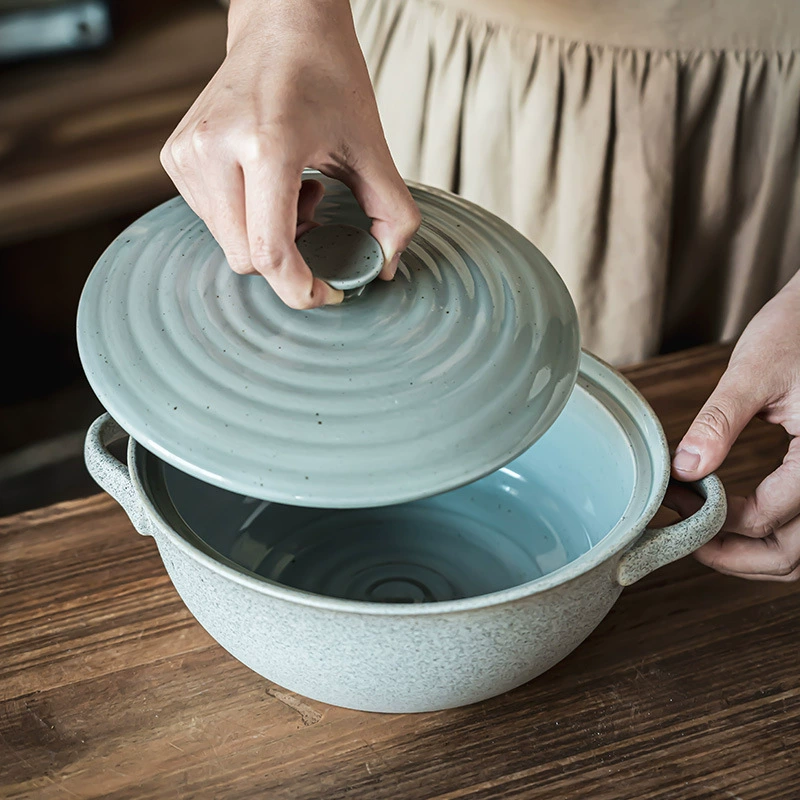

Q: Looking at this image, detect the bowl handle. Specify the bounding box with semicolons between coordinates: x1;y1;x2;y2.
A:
85;413;153;537
616;473;726;587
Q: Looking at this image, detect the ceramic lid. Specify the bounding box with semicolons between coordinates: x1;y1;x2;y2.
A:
77;173;580;508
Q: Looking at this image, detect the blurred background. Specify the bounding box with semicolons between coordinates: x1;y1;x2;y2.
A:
0;0;226;515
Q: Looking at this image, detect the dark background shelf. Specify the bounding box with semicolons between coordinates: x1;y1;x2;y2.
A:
0;1;226;514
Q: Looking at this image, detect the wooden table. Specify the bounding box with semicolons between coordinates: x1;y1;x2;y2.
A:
2;345;798;799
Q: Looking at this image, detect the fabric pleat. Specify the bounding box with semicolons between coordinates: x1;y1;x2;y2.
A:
352;0;800;364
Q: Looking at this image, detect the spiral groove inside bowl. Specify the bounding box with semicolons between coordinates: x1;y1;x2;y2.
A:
152;365;649;605
165;468;594;601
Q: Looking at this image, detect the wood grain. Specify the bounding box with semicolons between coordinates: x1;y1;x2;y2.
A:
0;4;226;246
1;345;798;800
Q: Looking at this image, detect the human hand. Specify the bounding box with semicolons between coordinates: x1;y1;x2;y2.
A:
160;0;420;309
670;271;800;581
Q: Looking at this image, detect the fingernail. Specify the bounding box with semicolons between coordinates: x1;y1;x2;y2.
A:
673;447;701;474
326;286;345;306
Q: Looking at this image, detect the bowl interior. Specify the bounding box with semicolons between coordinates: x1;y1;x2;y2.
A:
151;374;649;603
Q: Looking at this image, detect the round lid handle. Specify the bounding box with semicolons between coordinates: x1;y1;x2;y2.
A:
296;223;385;292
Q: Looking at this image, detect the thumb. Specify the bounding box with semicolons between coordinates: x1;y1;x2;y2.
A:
343;151;421;279
672;369;761;481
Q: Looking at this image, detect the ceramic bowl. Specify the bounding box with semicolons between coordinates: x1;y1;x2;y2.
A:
85;352;726;713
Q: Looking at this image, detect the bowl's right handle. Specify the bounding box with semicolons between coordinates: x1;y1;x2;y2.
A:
85;413;153;537
616;473;726;586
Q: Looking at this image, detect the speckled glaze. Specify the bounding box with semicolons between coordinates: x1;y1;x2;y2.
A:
85;352;726;713
76;173;580;509
296;223;384;291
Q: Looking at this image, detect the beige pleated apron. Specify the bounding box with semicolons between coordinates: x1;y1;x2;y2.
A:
351;0;800;364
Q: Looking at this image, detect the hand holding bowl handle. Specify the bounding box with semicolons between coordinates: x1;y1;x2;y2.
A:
160;0;420;309
671;270;800;581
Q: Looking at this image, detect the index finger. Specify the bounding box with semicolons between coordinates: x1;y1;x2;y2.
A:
242;162;342;309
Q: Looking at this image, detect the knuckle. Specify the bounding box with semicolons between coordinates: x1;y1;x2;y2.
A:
693;403;732;442
279;279;322;311
277;285;316;310
190;124;216;155
782;448;800;478
167;138;192;170
766;541;800;577
250;241;286;274
159;142;173;170
753;516;781;540
408;202;423;230
773;556;799;577
402;204;423;240
225;253;253;275
237;130;276;165
390;189;422;241
288;293;318;311
742;497;783;539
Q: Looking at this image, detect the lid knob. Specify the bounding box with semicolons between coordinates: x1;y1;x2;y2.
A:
296;223;384;292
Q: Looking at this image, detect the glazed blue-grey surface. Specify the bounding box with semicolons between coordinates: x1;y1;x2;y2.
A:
161;372;637;601
295;223;384;291
76;174;580;508
85;352;726;713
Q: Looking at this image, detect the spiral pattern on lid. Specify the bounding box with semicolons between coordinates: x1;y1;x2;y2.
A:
78;175;579;507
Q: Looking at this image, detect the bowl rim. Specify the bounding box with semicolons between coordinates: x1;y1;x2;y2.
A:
131;350;670;616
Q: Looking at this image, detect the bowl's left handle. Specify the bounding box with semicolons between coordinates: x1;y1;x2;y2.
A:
85;413;154;537
616;473;726;586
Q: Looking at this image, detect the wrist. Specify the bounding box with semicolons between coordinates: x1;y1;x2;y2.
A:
227;0;352;49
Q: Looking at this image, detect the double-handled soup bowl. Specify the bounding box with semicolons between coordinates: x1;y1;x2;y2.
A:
86;351;725;713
